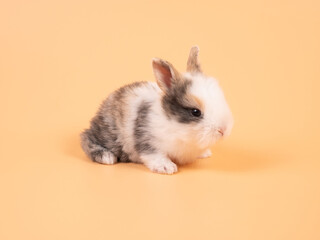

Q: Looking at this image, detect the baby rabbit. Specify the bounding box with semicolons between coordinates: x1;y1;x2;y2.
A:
81;46;233;174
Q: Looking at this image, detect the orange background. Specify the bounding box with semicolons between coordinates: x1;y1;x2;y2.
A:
1;1;319;239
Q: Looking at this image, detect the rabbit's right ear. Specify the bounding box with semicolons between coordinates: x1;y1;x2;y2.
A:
187;46;202;73
152;58;181;92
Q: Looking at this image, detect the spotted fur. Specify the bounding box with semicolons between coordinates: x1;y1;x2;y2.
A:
80;46;233;174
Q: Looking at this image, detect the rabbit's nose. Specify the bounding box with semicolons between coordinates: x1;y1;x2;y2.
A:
217;126;226;136
218;129;224;136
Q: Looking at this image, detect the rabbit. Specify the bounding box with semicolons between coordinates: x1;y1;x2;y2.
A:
80;46;233;174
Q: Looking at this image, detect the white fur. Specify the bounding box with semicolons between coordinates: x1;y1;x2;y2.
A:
147;73;233;166
119;82;161;163
115;74;233;171
199;149;212;159
110;70;233;174
100;151;117;164
141;153;178;174
186;73;234;145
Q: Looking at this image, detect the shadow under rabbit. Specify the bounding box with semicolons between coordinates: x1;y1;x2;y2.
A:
64;132;282;173
180;144;283;173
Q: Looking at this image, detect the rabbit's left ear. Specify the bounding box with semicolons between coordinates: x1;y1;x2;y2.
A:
152;58;181;92
187;46;202;73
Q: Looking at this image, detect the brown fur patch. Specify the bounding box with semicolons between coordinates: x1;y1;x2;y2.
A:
181;93;203;111
191;95;204;110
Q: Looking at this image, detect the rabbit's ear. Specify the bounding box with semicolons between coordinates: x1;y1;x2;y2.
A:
152;58;181;92
187;46;202;73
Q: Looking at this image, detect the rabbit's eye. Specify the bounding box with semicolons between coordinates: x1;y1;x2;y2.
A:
190;108;201;117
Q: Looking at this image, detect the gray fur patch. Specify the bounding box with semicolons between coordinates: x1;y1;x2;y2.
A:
80;82;150;163
80;114;124;163
112;81;148;121
80;129;107;162
134;101;156;154
162;79;203;123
